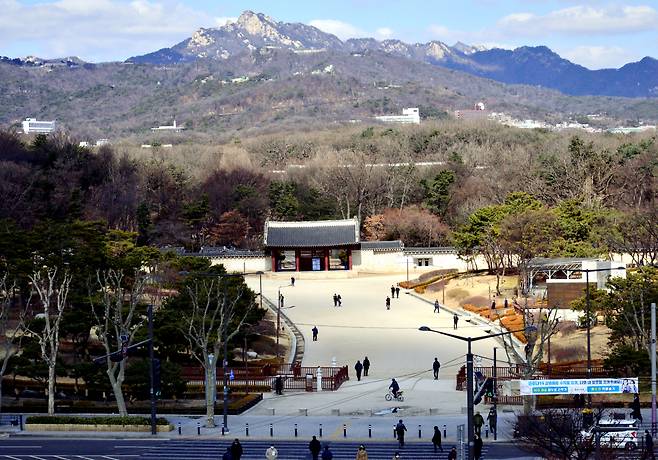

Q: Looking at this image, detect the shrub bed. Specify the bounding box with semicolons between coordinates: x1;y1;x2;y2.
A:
26;415;169;425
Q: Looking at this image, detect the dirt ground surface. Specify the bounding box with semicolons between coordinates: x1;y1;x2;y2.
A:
419;273;611;363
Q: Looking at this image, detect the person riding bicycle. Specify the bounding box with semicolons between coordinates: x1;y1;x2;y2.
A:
389;378;400;398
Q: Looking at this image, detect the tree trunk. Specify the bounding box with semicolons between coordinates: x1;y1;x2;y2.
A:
205;363;215;427
108;364;128;416
47;363;56;415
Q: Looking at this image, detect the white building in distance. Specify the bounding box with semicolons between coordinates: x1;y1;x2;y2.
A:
375;108;420;125
151;120;184;132
22;118;56;134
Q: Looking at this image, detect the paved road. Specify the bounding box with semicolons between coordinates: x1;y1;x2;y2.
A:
0;438;537;459
245;274;513;417
0;438;165;459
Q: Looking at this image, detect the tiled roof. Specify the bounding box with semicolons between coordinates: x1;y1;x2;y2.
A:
361;240;404;251
159;246;264;258
265;218;360;247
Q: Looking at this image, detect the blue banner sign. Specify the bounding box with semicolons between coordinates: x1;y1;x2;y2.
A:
520;378;638;395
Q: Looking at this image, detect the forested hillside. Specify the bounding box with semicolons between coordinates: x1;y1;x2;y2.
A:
1;122;655;261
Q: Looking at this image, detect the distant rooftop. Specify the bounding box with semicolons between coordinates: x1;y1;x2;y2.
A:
264;218;360;247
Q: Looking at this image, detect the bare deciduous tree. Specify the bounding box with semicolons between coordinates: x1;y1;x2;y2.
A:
25;267;72;415
514;407;604;460
180;277;255;427
0;274;26;414
90;269;147;416
501;299;560;415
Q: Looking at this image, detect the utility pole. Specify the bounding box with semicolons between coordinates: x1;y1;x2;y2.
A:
466;341;474;459
493;347;497;441
148;304;156;436
651;303;656;436
223;324;229;432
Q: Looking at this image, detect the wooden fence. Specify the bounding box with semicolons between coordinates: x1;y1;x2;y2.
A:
181;363;349;392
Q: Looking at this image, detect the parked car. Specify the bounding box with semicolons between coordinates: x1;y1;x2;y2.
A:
580;418;639;450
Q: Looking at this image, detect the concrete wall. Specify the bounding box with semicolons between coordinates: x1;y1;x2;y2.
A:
546;280;595;308
209;257;270;273
354;249;487;274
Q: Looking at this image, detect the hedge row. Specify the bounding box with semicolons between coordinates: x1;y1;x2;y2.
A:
26;415;169;425
398;269;457;290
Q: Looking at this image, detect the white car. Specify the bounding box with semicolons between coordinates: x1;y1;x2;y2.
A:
581;419;640;450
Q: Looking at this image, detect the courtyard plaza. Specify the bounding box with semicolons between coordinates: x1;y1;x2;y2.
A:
245;273;514;417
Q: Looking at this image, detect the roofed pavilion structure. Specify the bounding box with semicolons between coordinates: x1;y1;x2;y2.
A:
264;218;360;272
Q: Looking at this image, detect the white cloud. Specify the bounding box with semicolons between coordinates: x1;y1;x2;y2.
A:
308;19;365;40
428;24;453;40
561;45;638;69
375;27;394;39
309;18;393;41
214;16;237;27
0;0;218;61
498;5;658;36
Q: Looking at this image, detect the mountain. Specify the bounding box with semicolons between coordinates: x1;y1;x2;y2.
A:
2;10;657;137
443;46;658;98
0;55;91;68
127;11;344;64
125;11;658;99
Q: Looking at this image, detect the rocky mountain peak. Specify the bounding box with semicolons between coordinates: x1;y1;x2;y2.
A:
426;41;451;60
190;28;215;47
229;10;303;48
235;10;276;34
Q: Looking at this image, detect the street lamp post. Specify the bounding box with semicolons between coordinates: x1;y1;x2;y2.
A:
493;346;497;441
579;266;624;406
276;283;293;362
180;270;264;433
148;303;156;436
419;325;530;460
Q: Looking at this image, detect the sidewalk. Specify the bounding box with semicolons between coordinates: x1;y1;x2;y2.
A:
6;412;520;441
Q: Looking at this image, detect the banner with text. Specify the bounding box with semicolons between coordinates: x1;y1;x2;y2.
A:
520;378;639;395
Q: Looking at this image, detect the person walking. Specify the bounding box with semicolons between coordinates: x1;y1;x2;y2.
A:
432;358;441;380
312;326;319;341
391;285;396;298
491;298;496;310
504;297;509;309
333;294;338;307
644;430;655;459
355;444;368;460
363;356;370;376
290;276;295;287
274;375;283;395
386;296;391;310
355;360;363;381
389;378;400;398
632;393;643;422
321;445;333;460
432;425;443;452
487;407;497;437
337;294;342;306
395;419;407;448
474;411;485;436
230;439;243;460
309;435;321;460
453;313;459;329
279;294;284;308
448;447;457;460
434;300;440;313
265;445;278;460
395;286;400;298
474;434;483;460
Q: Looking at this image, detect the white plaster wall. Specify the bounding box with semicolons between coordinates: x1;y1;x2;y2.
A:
354;250;488;274
208;257;270;273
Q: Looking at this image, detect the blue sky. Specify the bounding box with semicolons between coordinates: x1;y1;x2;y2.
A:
1;0;656;69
